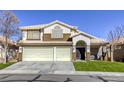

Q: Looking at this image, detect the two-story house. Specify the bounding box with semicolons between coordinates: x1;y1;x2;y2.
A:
19;20;105;62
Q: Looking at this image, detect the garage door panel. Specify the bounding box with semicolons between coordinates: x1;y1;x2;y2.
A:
23;47;54;61
56;47;71;61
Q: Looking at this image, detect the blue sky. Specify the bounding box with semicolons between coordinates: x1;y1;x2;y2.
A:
13;10;124;39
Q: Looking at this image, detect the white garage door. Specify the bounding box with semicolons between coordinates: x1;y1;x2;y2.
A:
22;46;71;62
23;47;54;61
56;47;71;61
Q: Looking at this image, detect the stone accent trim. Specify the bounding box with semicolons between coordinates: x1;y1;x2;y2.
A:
72;52;76;62
86;52;90;60
18;53;22;61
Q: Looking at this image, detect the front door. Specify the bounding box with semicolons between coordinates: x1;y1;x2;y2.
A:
76;48;85;60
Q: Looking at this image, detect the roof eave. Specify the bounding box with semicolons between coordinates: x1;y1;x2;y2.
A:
19;20;77;31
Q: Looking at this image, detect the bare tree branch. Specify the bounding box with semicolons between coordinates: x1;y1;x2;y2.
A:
107;25;124;61
0;11;20;63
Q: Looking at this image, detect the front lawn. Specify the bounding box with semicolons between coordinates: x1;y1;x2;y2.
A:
0;62;15;70
74;61;124;72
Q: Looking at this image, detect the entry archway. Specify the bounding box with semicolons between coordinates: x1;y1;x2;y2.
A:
76;40;86;60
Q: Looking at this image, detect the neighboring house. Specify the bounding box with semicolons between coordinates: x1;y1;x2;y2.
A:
0;36;18;63
18;20;106;62
106;37;124;62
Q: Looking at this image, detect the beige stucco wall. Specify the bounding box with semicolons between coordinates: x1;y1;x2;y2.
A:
71;30;79;36
22;31;27;40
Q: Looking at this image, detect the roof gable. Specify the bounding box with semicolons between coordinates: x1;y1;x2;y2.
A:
20;20;78;32
71;32;97;39
43;20;77;29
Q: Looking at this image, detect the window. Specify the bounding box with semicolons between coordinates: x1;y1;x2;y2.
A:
51;26;63;38
27;31;40;40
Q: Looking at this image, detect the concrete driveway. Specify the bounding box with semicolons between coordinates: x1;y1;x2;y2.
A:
0;61;75;74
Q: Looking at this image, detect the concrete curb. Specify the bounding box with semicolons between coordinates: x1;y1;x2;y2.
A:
72;71;124;76
0;70;124;76
44;71;124;76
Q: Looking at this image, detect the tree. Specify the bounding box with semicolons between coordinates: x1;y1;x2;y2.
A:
107;25;124;62
0;11;19;64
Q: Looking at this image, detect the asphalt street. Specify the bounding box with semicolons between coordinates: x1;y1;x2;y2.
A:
0;74;124;82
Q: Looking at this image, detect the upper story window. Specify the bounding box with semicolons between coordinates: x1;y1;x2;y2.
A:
27;31;40;40
51;26;63;38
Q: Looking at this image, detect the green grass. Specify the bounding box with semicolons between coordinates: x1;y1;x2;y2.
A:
74;61;124;72
0;62;16;70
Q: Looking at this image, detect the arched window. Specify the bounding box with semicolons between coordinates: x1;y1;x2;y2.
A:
51;26;63;38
